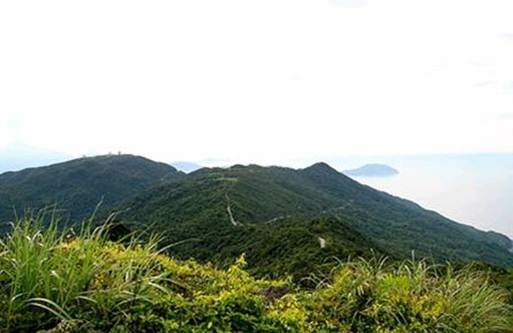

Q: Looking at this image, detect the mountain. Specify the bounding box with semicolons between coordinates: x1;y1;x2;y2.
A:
344;163;399;177
117;164;385;278
117;162;513;277
0;154;182;225
1;156;511;278
171;161;203;173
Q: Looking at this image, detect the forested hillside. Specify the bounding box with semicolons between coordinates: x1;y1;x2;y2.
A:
118;162;513;276
0;155;182;225
1;156;512;279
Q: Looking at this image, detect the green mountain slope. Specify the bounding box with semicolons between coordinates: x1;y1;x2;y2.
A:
0;154;182;225
1;156;511;278
118;162;513;274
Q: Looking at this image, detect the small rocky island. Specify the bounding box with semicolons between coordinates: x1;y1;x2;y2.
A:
343;164;399;177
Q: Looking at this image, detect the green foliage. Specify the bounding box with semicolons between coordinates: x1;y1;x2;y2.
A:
306;258;513;332
119;162;513;275
1;215;512;332
2;158;513;278
0;154;181;225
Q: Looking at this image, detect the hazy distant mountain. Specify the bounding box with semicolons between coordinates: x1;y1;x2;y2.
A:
344;164;399;177
172;161;203;173
0;142;71;174
0;154;182;224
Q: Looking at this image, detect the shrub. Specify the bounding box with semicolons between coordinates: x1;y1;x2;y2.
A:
0;215;511;332
305;257;513;332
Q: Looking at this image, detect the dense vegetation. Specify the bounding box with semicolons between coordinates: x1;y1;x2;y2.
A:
1;215;512;332
144;215;384;281
118;162;513;275
0;155;182;226
1;155;513;283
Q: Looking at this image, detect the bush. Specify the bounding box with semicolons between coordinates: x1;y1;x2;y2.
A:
305;258;513;332
0;215;511;332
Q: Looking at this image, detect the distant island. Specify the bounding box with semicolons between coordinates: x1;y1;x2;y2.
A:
343;163;399;177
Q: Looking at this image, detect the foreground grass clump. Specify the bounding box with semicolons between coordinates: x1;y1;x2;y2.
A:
0;216;512;332
306;258;513;332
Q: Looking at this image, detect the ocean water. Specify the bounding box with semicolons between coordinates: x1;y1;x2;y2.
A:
331;154;513;238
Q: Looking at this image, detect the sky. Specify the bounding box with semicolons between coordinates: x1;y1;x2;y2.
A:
1;0;512;166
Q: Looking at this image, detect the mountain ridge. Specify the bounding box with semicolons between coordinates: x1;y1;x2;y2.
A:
0;154;182;224
1;156;512;277
116;161;513;274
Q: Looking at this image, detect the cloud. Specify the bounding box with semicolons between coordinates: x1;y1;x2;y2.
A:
497;112;513;120
330;0;368;8
473;80;494;88
1;0;513;161
500;33;513;40
503;81;513;94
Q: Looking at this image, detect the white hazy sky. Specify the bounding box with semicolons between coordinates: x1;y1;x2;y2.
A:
1;0;512;165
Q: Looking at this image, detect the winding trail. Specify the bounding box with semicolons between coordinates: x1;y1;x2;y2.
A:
225;194;243;227
264;215;288;224
224;198;355;230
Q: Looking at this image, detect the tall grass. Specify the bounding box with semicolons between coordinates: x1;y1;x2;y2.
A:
0;213;168;332
307;256;513;332
0;214;512;332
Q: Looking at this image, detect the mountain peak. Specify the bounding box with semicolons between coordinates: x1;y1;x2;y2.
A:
303;162;340;175
0;154;181;223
